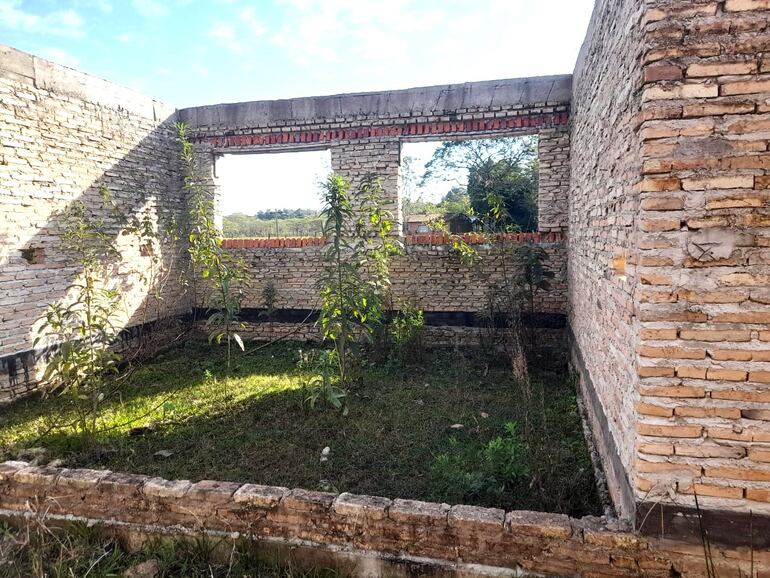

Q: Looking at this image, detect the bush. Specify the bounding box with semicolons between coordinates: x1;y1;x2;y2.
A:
431;421;528;504
389;303;424;364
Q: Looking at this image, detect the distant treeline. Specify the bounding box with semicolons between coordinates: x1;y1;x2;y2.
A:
254;208;319;220
223;211;323;238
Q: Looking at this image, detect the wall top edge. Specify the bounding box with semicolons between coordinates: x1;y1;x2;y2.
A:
177;75;573;129
0;43;176;122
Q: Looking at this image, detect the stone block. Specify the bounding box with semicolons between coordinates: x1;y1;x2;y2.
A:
98;472;149;496
448;504;505;532
282;489;336;512
142;478;192;499
187;480;241;503
56;468;109;490
505;510;572;540
333;493;391;520
14;466;63;486
0;461;29;482
389;499;449;525
232;483;287;508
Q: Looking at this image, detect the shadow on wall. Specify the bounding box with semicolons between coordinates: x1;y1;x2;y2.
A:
0;110;188;401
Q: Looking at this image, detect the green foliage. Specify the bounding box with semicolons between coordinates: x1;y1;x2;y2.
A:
469;157;538;232
34;199;123;439
428;217;479;265
176;122;248;374
421;136;538;232
439;186;474;218
260;281;278;321
223;211;323;238
34;176;182;440
297;349;347;411
432;422;529;504
317;173;400;386
389;302;424;364
478;192;555;379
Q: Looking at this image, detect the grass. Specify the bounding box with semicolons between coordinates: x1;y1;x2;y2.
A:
0;520;350;578
0;339;600;516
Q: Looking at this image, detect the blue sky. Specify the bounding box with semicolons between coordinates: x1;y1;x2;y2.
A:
1;0;595;108
1;0;595;214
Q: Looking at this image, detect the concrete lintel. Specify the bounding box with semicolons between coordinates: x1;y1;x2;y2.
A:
178;75;572;130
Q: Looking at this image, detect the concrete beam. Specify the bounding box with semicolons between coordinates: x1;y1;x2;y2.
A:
178;75;572;130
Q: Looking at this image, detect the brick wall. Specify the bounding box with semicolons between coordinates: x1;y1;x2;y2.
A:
223;234;567;317
178;77;573;235
634;0;770;517
570;0;770;526
538;128;571;232
331;141;402;233
569;0;646;517
1;461;766;578
0;45;186;401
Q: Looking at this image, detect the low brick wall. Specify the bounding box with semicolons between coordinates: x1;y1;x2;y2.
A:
221;233;568;317
0;461;765;578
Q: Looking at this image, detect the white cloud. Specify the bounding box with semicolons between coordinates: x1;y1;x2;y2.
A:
206;8;266;55
208;21;235;41
265;0;593;96
240;7;266;36
0;0;84;38
270;0;441;70
131;0;169;19
117;32;133;43
75;0;112;12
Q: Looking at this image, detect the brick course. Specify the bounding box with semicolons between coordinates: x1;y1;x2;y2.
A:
0;461;765;578
222;236;567;317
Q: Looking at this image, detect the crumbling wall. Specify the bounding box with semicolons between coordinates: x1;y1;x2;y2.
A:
0;45;186;401
1;461;767;578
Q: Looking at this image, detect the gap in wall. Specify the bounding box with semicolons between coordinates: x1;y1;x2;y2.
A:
216;149;331;238
400;135;539;235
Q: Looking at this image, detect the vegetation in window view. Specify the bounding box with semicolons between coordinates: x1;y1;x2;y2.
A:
224;210;324;238
404;135;539;232
221;136;537;239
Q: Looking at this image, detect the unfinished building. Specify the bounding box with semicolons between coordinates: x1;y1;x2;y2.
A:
2;0;770;575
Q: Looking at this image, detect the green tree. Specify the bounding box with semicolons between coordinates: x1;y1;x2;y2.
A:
468;157;537;231
176;122;247;375
421;137;539;232
438;187;473;218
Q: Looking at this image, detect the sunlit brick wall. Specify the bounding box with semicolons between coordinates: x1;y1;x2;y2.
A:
0;45;186;401
634;0;770;514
